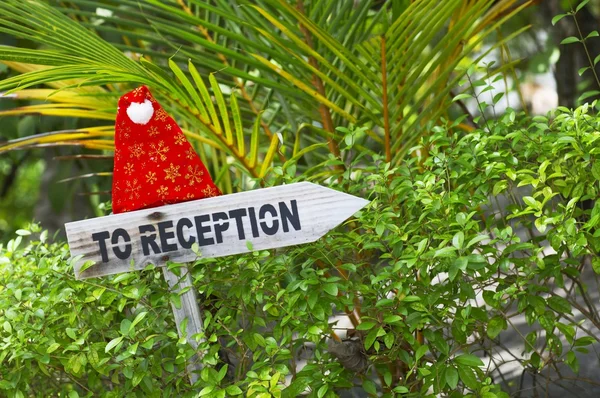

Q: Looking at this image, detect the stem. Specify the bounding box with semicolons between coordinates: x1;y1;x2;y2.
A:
466;73;491;132
381;35;390;163
572;13;600;90
296;1;343;161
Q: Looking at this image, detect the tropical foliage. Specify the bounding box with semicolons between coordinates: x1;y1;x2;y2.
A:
0;0;527;193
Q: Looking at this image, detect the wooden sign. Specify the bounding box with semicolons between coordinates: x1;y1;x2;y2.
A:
66;182;369;279
65;182;369;383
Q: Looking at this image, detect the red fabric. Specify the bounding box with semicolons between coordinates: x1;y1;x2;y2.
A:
112;86;221;214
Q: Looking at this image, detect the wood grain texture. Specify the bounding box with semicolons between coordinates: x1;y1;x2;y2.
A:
162;267;204;384
66;182;369;279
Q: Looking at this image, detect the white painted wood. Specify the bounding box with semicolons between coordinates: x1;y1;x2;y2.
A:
162;267;204;384
65;182;369;279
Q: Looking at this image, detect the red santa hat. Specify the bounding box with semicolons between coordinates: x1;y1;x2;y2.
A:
112;86;221;214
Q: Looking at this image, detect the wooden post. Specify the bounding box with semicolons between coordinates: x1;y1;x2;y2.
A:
162;266;204;384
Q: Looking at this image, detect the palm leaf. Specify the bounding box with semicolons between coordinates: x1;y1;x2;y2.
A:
0;0;531;187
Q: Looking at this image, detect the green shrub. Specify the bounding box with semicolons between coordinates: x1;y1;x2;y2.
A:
1;104;600;397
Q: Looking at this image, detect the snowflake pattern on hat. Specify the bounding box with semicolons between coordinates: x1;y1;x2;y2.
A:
112;86;221;214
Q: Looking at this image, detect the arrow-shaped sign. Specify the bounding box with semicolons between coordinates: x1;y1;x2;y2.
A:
65;182;368;383
66;182;369;279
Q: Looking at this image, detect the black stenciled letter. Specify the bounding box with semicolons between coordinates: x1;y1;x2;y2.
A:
194;215;214;246
212;212;230;244
157;221;178;252
228;208;247;240
259;204;279;235
111;228;132;260
279;200;301;232
139;224;161;255
176;218;196;249
247;207;260;238
92;231;110;262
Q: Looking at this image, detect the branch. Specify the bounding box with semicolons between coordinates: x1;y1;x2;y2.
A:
296;1;342;160
382;35;390;162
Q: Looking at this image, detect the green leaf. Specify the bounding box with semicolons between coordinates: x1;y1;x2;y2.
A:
434;246;457;258
452;231;464;249
356;321;377;331
15;229;31;236
467;235;489;248
591;162;600;181
229;93;245;156
384;369;392;386
452;93;471;102
169;58;208;120
522;196;538;208
363;379;377;395
592;257;600;274
384;333;394;349
259;134;281;178
566;351;580;373
317;385;328;398
323;283;338;296
552;13;568;26
199;386;215;396
189;62;220;131
539;312;555;331
253;333;266;347
576;0;590;13
578;66;590;76
384;315;402;323
528;295;546;314
130;311;148;331
561;37;580;45
0;380;14;390
557;135;576;144
105;336;124;353
493;180;508;195
449;263;460;282
457;364;479;389
547;296;572;314
217;365;228;382
445;366;459;389
454;354;484;367
493;92;504;105
120;319;131;336
47;343;61;354
416;238;428;254
132;371;144;387
487;316;507;339
364;328;378;350
534;217;547;234
415;345;429;361
3;321;11;333
225;386;243;396
209;73;233;145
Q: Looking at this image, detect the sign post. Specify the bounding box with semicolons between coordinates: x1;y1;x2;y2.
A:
65;182;369;382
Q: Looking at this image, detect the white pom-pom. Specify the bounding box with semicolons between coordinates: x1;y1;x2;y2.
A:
126;99;154;125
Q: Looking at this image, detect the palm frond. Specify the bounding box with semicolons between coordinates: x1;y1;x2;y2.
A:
0;0;531;189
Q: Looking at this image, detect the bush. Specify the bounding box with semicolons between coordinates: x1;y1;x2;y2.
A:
1;104;599;397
